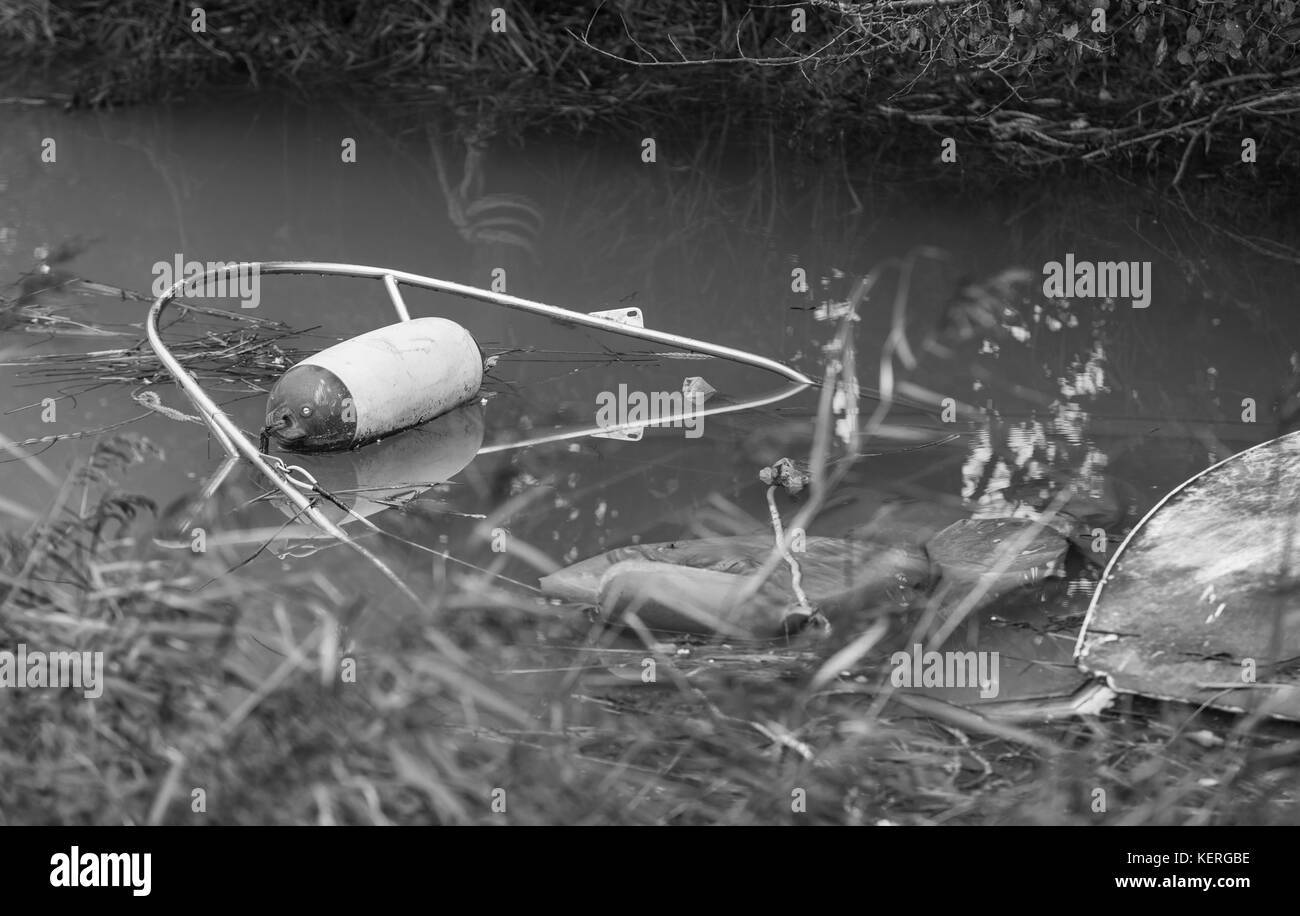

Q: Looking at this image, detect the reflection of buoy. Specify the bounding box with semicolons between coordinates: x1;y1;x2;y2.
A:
265;317;482;451
264;400;485;529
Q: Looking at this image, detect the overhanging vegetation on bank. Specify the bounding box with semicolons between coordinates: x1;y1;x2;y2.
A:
3;1;1298;172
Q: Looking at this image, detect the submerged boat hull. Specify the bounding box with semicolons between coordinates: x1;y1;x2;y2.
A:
1076;430;1300;721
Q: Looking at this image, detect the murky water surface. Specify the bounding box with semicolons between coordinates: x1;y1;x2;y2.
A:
3;95;1298;697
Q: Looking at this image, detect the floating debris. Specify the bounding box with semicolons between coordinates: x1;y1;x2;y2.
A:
1077;431;1300;722
926;517;1069;616
541;534;930;633
596;560;824;638
264;317;483;451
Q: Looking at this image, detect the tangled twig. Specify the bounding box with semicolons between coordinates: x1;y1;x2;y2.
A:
131;389;204;425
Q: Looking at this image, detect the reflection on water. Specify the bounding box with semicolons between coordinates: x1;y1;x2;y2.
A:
2;94;1299;700
258;400;486;531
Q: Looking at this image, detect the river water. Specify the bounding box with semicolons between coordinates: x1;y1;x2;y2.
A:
2;93;1298;688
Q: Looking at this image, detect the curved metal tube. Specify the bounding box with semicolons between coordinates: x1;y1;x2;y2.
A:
255;261;814;386
146;261;814;539
147;271;355;547
478;381;808;454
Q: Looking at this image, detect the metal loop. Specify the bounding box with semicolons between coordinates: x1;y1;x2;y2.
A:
261;453;319;491
281;464;319;491
273;540;334;559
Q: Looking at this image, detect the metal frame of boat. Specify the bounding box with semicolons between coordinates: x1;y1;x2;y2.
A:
146;261;814;547
144;262;1140;720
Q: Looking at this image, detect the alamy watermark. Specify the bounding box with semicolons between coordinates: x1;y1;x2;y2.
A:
1042;253;1151;308
0;643;104;699
151;255;261;309
890;643;1000;699
50;847;150;896
595;383;708;438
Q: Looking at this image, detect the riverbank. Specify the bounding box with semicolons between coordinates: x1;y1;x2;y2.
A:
3;0;1298;176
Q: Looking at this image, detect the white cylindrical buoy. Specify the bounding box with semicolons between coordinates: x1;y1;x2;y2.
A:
265;317;483;451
